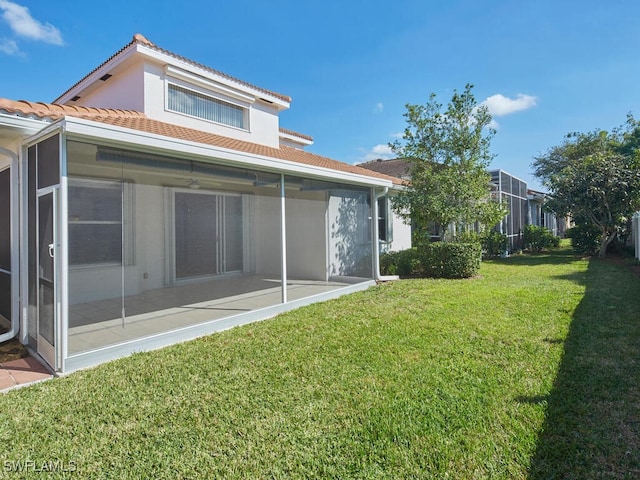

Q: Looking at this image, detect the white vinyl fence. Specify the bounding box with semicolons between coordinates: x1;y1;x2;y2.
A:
633;212;640;261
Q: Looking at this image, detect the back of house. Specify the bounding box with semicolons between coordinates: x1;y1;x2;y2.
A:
0;34;410;373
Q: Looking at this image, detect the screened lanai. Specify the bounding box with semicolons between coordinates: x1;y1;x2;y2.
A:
0;163;11;326
29;137;376;370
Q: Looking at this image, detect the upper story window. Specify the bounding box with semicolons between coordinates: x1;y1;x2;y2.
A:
167;83;248;129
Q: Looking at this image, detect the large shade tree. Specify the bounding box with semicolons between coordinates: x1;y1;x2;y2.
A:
390;84;505;242
532;116;640;257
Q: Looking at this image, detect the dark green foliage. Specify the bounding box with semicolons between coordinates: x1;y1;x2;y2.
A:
390;84;507;240
455;231;481;244
532;117;640;257
523;225;561;253
480;231;508;257
380;249;422;277
419;242;482;278
565;223;601;255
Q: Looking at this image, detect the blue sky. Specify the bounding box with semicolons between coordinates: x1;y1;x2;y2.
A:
1;0;639;191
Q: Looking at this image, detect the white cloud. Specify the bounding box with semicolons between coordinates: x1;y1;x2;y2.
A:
358;143;395;162
0;37;19;55
481;93;537;117
0;1;63;45
373;102;384;114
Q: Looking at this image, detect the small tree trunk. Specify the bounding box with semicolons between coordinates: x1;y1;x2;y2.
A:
598;231;617;258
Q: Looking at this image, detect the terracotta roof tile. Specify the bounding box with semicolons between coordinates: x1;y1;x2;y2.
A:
0;98;145;121
94;116;399;183
0;98;402;185
279;128;313;142
54;34;291;105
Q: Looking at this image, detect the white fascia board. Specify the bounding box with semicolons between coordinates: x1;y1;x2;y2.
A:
279;131;313;146
0;114;50;135
164;65;256;105
23;120;65;146
61;117;393;188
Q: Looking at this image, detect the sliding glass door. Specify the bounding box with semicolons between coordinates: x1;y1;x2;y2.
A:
174;191;243;280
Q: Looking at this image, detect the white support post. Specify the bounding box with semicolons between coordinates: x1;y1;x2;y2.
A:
280;174;287;303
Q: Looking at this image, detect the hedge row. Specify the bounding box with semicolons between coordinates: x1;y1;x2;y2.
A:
381;242;482;279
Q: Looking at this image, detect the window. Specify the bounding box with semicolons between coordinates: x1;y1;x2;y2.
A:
377;196;393;243
68;180;133;266
167;83;247;129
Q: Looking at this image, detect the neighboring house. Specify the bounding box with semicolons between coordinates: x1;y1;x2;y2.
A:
526;189;568;237
0;34;408;373
358;158;411;181
360;159;563;253
489;169;528;252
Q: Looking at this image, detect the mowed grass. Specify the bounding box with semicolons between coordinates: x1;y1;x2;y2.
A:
0;245;639;479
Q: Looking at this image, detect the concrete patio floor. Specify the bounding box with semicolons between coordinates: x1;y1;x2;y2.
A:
68;275;355;355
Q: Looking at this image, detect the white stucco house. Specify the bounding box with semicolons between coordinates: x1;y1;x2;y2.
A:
0;34;410;373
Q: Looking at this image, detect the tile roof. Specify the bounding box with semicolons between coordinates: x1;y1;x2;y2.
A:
54;34;291;105
0;98;145;121
279;128;314;142
359;158;411;179
0;97;401;185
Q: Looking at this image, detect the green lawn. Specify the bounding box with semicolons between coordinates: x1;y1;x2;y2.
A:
1;245;639;479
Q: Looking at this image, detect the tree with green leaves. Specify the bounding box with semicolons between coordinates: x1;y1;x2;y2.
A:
532;117;640;257
389;84;506;242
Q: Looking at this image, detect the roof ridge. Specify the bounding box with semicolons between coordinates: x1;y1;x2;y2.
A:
54;34;291;104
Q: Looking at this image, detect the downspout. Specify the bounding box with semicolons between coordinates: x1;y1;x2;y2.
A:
373;187;399;282
0;147;19;343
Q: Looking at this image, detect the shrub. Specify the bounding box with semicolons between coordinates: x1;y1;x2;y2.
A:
480;231;508;257
419;242;482;279
380;249;422;277
565;223;601;256
523;225;560;253
455;231;481;244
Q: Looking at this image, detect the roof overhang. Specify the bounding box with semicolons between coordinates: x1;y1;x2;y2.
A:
279;130;313;147
56;40;291;111
61;117;393;188
0;113;49;138
55;42;140;105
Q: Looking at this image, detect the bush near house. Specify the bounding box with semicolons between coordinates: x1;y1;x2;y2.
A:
523;225;560;253
381;242;482;279
420;242;482;278
380;249;422;277
453;230;508;258
565;223;601;256
480;231;508;257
